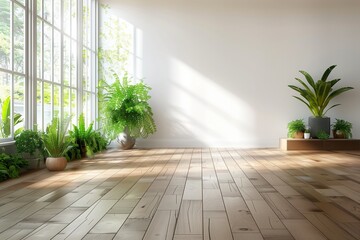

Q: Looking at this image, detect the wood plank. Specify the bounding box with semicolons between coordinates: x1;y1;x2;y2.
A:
203;211;233;240
52;200;116;240
223;197;260;233
143;210;177;240
113;218;151;240
175;200;202;235
304;213;357;240
90;214;128;234
283;219;327;240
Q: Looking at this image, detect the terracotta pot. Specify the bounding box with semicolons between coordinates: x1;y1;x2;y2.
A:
46;157;67;171
333;130;345;139
293;131;304;139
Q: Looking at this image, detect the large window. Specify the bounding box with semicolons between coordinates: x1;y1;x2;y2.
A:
0;0;98;142
0;0;26;141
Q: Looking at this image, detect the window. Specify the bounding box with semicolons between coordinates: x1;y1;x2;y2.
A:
83;0;97;127
0;0;26;141
0;0;98;142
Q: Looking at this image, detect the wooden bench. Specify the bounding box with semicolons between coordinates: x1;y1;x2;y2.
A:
280;138;360;151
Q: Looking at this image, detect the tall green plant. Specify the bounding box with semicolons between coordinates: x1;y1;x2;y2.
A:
43;117;73;157
0;96;23;138
288;65;353;117
99;73;156;140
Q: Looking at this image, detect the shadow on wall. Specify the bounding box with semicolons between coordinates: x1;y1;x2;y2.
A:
101;0;360;148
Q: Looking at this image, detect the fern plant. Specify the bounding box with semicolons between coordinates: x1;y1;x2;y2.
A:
288;65;353;117
69;114;108;158
43;117;73;158
99;73;156;140
69;113;93;156
0;153;28;181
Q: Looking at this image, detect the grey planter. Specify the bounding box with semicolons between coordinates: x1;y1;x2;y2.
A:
308;117;330;138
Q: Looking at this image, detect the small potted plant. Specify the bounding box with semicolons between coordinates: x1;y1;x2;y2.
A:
43;117;73;171
287;119;306;139
69;113;94;158
317;130;330;139
15;129;47;169
304;128;311;139
332;119;352;139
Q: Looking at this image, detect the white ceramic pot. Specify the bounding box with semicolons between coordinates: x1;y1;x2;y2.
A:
304;133;311;139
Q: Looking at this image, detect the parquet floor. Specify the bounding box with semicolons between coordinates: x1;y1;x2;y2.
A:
0;148;359;240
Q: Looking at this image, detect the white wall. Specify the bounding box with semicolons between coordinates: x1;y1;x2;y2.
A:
102;0;360;148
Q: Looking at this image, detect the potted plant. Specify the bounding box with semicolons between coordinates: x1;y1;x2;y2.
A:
287;119;306;139
288;65;353;138
100;73;156;149
317;130;330;140
43;117;73;171
304;128;311;139
332;119;352;139
69;113;108;158
69;113;93;158
15;129;47;169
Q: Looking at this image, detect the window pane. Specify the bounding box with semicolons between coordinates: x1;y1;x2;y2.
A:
63;36;70;86
0;0;11;70
53;0;61;29
82;48;90;90
0;71;11;139
63;87;70;118
44;0;52;23
71;0;77;39
37;0;42;17
43;23;52;81
71;89;76;125
53;85;60;118
63;0;70;35
17;0;25;6
14;75;24;136
43;82;51;127
36;80;43;130
83;91;91;126
83;0;91;47
14;4;25;73
36;18;42;78
71;40;77;87
53;29;61;83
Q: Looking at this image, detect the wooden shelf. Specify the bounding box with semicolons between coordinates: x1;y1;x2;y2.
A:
280;138;360;151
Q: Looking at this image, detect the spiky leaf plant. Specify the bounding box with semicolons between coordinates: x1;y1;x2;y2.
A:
0;96;23;138
99;73;156;140
288;65;353;117
43;117;73;158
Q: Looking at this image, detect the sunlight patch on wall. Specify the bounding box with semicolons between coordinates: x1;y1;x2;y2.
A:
169;58;256;147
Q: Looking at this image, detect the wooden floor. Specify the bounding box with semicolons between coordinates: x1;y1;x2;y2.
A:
0;148;359;240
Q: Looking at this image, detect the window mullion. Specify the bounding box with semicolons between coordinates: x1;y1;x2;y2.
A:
10;1;14;138
77;0;83;118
